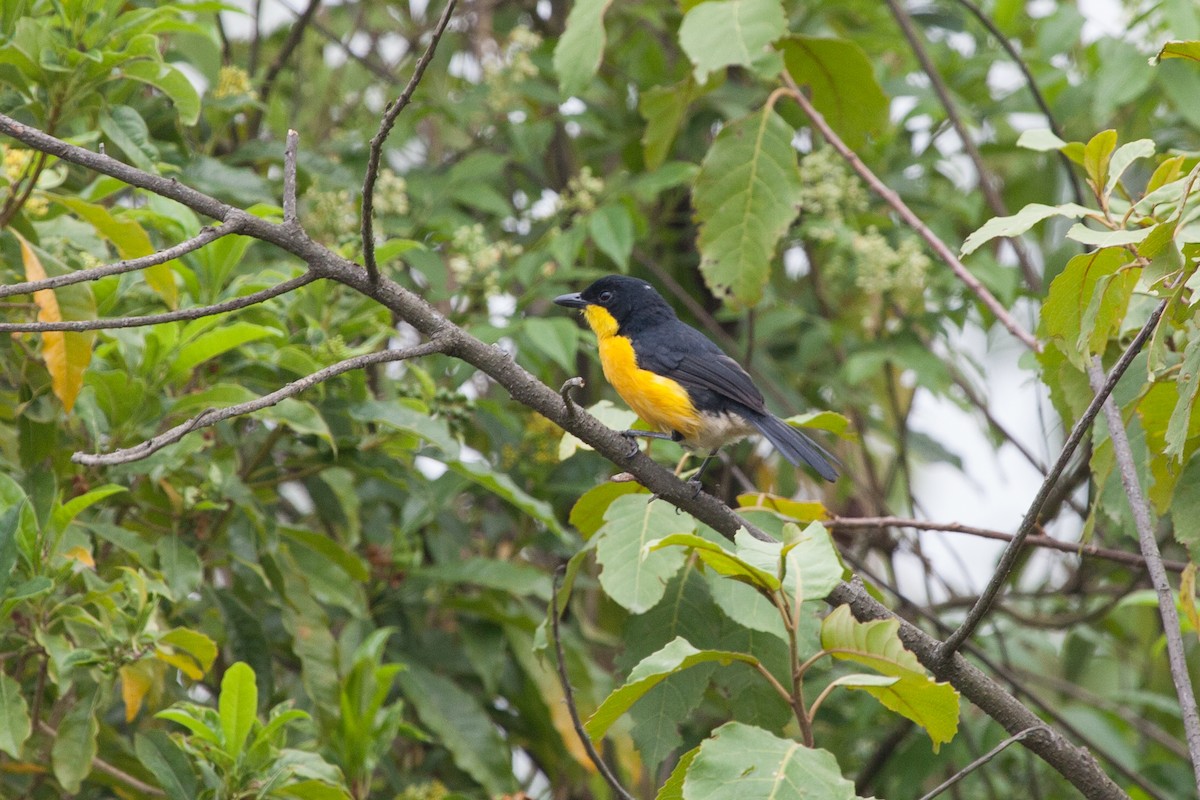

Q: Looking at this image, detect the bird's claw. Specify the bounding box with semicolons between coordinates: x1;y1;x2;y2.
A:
686;478;703;499
620;433;641;459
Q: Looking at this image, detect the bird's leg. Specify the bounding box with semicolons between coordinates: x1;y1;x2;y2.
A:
618;429;681;459
687;451;720;498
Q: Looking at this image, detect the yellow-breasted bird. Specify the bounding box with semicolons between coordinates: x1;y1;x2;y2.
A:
554;275;838;483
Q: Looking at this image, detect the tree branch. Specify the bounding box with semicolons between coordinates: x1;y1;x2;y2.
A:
937;298;1168;663
283;128;300;225
361;0;457;282
1087;357;1200;789
779;73;1041;353
917;725;1050;800
72;341;446;466
0;220;243;299
830;515;1188;573
0;273;316;333
249;0;323;136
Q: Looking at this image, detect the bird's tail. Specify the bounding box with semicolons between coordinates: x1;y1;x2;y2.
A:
747;412;839;482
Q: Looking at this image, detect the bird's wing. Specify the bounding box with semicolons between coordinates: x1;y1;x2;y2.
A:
634;326;767;414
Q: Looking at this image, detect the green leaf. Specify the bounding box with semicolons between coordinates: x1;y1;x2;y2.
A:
1065;223;1152;248
693;107;802;306
679;0;786;83
648;533;780;591
586;637;759;740
552;0;614;97
218;662;258;759
156;708;222;744
448;459;567;539
682;722;867;799
1167;336;1200;460
559;399;638;460
100;105;159;172
1174;454;1200;561
523;316;579;374
1077;269;1138;360
1105;139;1155;198
778;36;888;149
0;672;30;758
640;79;699;171
158;628;218;675
121;60;201;125
734;523;843;606
0;503;25;595
588;204;634;269
52;484;126;531
275;780;352;800
961;202;1093;256
51;691;98;792
351;400;460;456
1083;129;1118;194
281;527;369;582
1016;128;1070;151
170;322;281;378
414;557;551;601
567;480;644;537
785;410;853;439
595;494;693;612
156;536;203;599
395;664;517;795
1152;40;1200;64
820;605;959;750
1039;247;1133;369
656;746;699;800
135;731;197;800
255;398;334;449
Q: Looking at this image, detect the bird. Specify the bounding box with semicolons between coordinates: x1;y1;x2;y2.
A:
554;274;838;485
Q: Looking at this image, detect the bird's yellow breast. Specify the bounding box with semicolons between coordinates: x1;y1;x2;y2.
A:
583;305;701;440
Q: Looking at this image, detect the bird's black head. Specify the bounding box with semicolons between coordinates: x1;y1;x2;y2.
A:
554;275;676;334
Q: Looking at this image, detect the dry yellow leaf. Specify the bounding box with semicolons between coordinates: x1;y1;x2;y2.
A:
15;232;94;413
119;661;157;722
62;545;95;569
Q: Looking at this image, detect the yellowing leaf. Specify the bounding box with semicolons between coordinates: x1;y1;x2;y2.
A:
737;492;829;522
154;648;205;680
62;546;94;569
1183;563;1199;642
15;233;95;413
120;661;162;722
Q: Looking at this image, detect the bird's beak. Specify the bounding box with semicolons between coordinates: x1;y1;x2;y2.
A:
554;292;588;309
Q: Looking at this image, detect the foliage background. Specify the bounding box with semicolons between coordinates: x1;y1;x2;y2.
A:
1;0;1199;798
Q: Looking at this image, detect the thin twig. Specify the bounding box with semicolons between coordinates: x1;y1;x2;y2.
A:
36;721;165;796
936;298;1168;663
560;376;584;416
0;220;244;299
72;340;445;466
361;0;457;282
250;0;323;136
0;273;316;333
277;0;399;83
778;73;1041;352
829;515;1188;573
550;568;636;800
1087;356;1200;788
917;726;1050;800
884;0;1041;292
283;129;300;225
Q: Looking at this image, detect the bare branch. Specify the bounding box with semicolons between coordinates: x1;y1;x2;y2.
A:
830;515;1188;573
249;0;323;136
361;0;457;282
0;273;316;333
73;340;446;466
550;569;636;800
884;0;1041;292
277;0;399;83
560;376;585;416
937;298;1168;663
283;128;300;225
918;725;1050;800
0;220;243;300
1087;357;1200;788
778;73;1041;353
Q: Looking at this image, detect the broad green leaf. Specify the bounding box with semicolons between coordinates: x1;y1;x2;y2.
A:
351;400;460;456
567;480;644;537
523;315;580;374
16;232;94;412
156;708;222;744
778;36;888;149
100;105;159;171
1105;139;1155;198
693;107;802;306
1040;248;1132;369
961;203;1093;256
552;0;613;97
0;503;25;595
414;557;551;601
281;527;369;583
219;662;258;759
159;628;218;675
1083;129;1118;194
656;745;699;800
1167;335;1200;460
276;780;352;800
448;459;567;539
682;722;867;799
156;536;203;599
121;60;201;125
736;493;829;523
559;399;638;460
170;322;280;378
1172;454;1200;562
52;691;98;792
0;672;30;758
595;494;693;612
785;410;853;439
679;0;786;83
641;79;699;170
135;731;197;800
255;398;334;449
1077;269;1138;360
824;673;900;691
396;664;517;795
734;523;843;606
589;203;634;269
1065;223;1152;248
1016;128;1069;151
586;637;759;740
820;605;960;750
53;195;176;307
648;533;780;591
1152;40;1200;64
52;484;127;531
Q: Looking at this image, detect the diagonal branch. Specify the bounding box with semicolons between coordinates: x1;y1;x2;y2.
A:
73;340;446;466
1087;357;1200;789
361;0;457;283
936;298;1167;663
0;273;316;333
917;725;1050;800
778;73;1041;352
0;220;244;299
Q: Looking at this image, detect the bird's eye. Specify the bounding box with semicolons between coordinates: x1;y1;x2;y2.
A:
598;291;614;303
